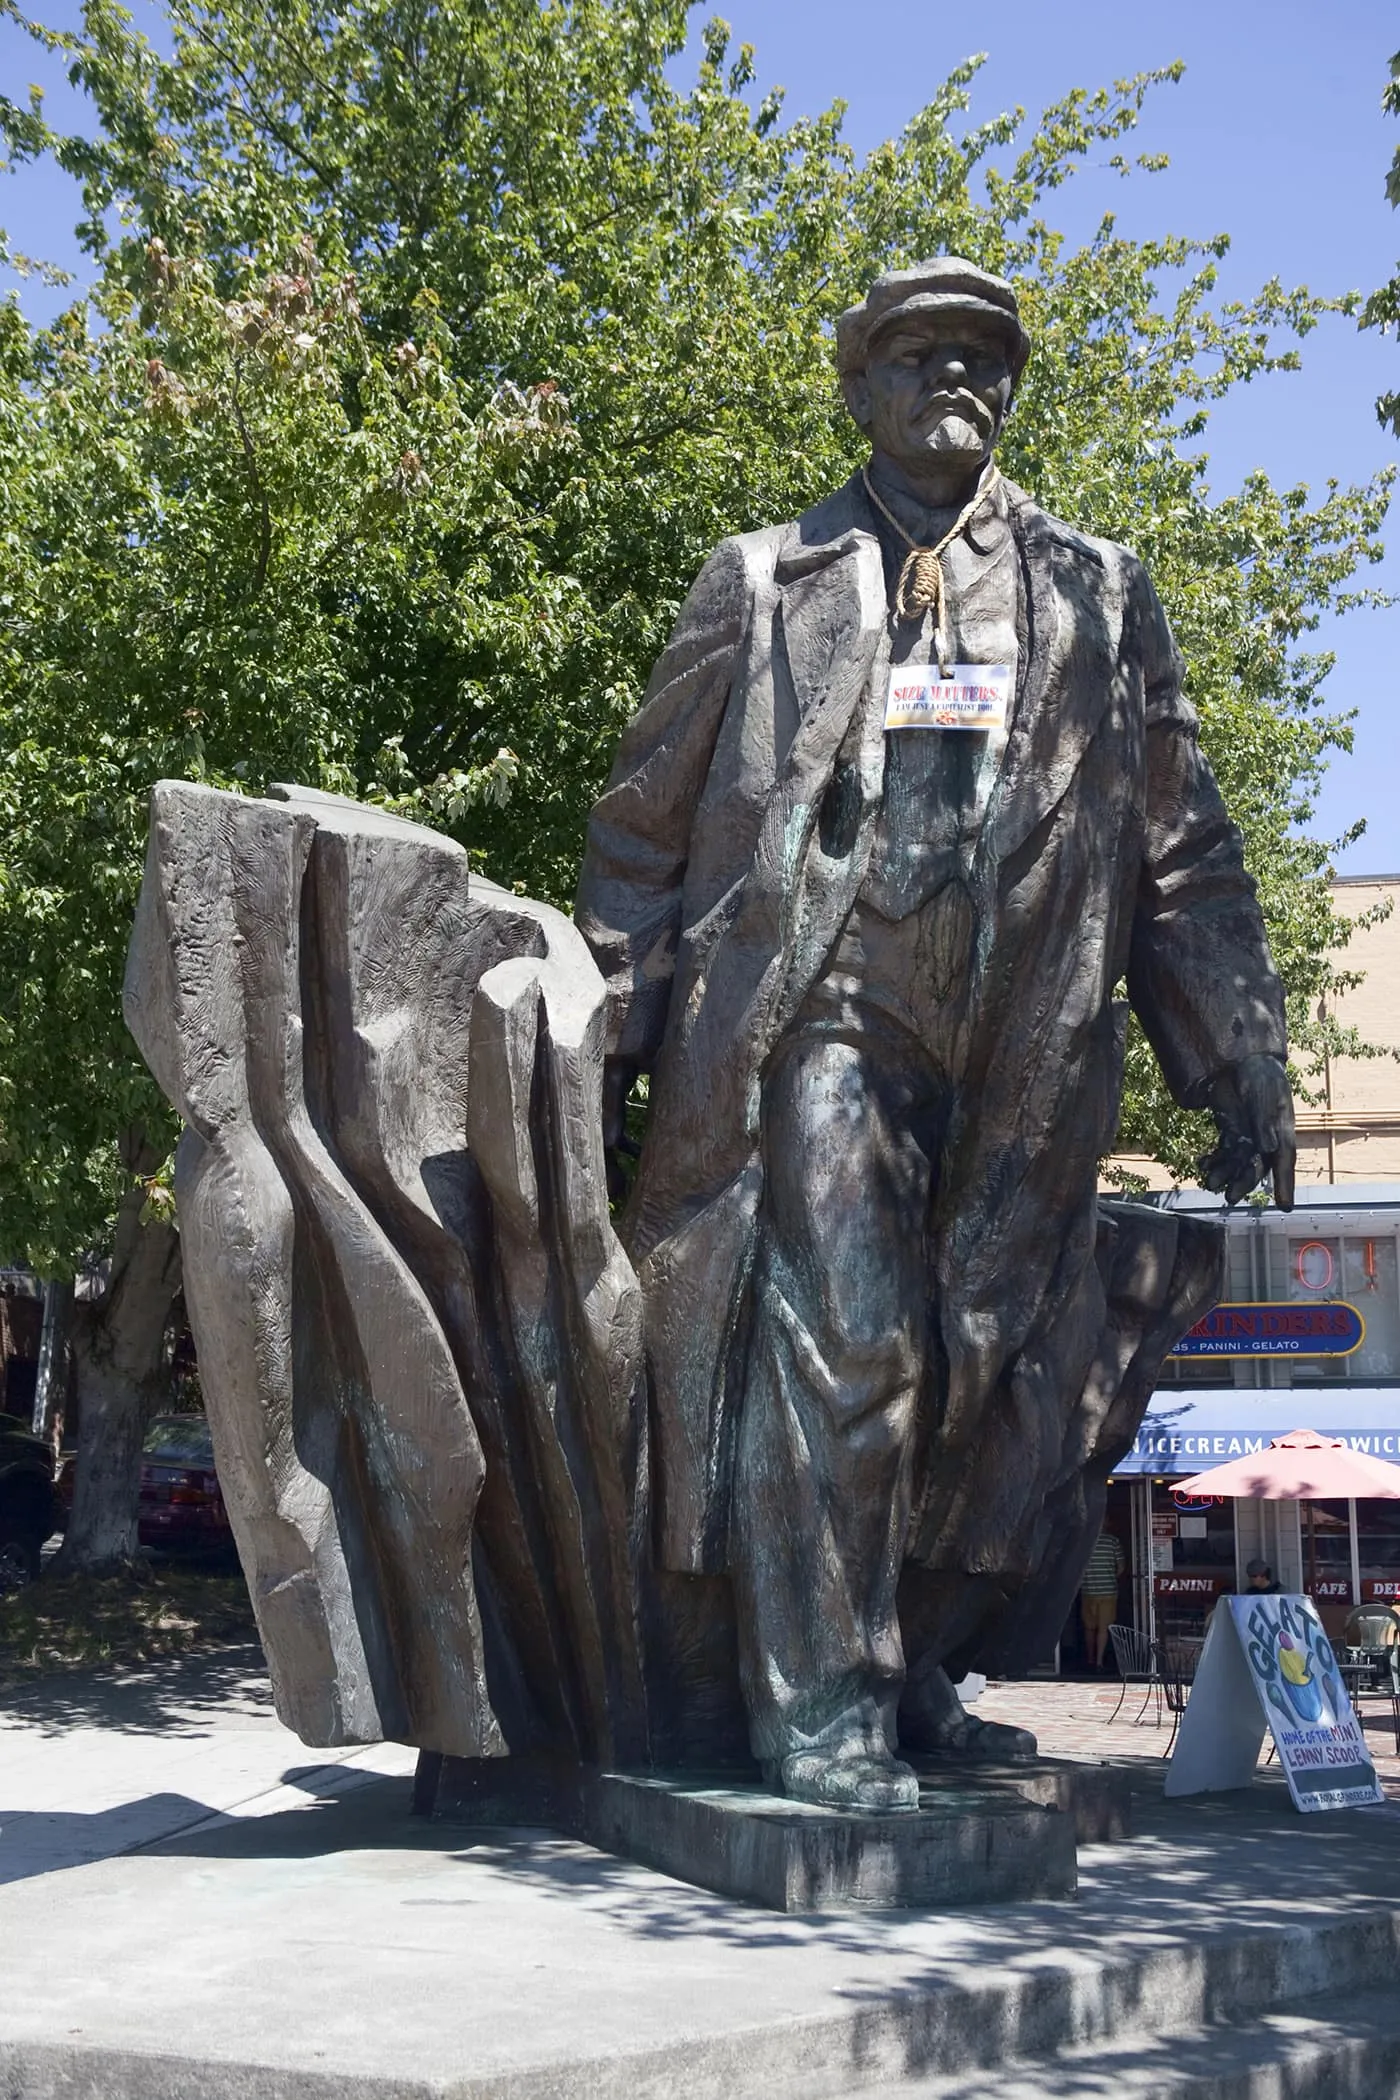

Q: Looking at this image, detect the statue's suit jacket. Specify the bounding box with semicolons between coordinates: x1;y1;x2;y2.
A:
577;471;1285;1609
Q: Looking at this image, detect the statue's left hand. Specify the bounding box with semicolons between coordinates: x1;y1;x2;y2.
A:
1199;1054;1296;1211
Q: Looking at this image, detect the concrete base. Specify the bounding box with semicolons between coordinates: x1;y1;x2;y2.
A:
909;1756;1133;1844
583;1771;1077;1912
424;1756;1079;1911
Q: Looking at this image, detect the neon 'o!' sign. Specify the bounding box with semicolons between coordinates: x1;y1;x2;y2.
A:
1294;1241;1335;1292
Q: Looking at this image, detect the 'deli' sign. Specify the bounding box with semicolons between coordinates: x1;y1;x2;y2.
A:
1165;1594;1383;1813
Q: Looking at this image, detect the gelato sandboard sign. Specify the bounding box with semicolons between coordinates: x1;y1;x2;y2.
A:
1165;1594;1382;1813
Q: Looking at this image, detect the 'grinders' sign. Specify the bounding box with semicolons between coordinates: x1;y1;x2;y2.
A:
1170;1301;1364;1358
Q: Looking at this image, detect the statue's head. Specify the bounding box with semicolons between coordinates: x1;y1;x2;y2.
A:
837;258;1029;487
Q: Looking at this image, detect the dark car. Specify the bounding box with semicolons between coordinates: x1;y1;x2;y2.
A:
139;1415;232;1553
0;1416;60;1589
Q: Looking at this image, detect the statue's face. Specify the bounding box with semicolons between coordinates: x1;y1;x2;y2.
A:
844;316;1013;480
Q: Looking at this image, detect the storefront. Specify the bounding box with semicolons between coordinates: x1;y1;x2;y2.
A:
1065;1185;1400;1661
1107;1394;1400;1642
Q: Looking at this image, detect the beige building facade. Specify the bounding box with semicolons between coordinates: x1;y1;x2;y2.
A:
1299;875;1400;1184
1110;873;1400;1191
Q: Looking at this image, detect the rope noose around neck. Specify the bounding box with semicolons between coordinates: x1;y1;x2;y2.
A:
861;461;1001;676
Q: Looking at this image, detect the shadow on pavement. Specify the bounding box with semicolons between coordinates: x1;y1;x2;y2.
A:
138;1764;1400;1949
1;1792;219;1885
0;1642;271;1738
0;1764;410;1886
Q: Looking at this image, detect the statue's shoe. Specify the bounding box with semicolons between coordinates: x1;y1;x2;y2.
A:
778;1749;921;1813
900;1713;1038;1764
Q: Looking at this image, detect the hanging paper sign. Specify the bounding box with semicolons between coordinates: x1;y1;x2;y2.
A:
1169;1301;1364;1358
884;664;1011;731
1166;1594;1383;1813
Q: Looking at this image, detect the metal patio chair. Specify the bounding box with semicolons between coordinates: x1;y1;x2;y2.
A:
1106;1623;1164;1726
1347;1640;1400;1758
1342;1603;1400;1651
1156;1639;1192;1756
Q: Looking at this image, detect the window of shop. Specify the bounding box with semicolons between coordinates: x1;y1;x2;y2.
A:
1284;1230;1400;1385
1300;1496;1352;1607
1343;1236;1400;1376
1253;1497;1400;1619
1151;1483;1236;1635
1154;1220;1400;1390
1359;1498;1400;1603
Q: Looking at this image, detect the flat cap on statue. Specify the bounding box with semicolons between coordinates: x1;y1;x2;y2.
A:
836;257;1032;381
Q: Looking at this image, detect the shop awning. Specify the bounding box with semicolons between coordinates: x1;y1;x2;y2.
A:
1114;1388;1400;1476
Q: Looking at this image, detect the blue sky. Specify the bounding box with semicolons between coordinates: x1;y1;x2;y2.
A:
2;0;1398;872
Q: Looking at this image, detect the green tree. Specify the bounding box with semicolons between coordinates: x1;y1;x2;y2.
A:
1363;46;1400;436
0;230;531;1563
0;0;1389;1561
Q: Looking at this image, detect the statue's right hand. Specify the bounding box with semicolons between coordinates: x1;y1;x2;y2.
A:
1199;1054;1296;1211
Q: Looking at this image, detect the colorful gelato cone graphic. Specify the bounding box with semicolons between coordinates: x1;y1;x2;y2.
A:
1278;1632;1324;1723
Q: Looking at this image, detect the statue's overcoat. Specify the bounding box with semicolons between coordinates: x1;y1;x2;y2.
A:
577;473;1285;1590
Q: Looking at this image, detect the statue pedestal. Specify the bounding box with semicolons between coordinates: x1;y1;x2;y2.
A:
908;1756;1133;1845
421;1755;1091;1911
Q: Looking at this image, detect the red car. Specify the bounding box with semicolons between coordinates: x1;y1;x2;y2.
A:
139;1415;232;1552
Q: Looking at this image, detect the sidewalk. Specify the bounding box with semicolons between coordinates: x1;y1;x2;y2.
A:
0;1641;416;1882
974;1671;1400;1797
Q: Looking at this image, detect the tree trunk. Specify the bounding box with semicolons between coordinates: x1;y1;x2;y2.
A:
32;1278;74;1446
56;1167;182;1577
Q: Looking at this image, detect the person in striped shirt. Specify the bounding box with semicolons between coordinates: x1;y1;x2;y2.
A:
1080;1529;1125;1669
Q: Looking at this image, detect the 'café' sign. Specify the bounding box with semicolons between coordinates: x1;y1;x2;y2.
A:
1170;1301;1364;1359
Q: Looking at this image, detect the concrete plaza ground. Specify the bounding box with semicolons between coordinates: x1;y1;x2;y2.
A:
4;1645;1400;2097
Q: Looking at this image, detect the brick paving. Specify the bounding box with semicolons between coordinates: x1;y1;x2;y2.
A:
976;1672;1400;1798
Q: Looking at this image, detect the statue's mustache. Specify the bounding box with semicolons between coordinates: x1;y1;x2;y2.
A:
913;390;991;432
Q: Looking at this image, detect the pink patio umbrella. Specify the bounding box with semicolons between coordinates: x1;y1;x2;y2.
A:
1177;1428;1400;1602
1176;1428;1400;1503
